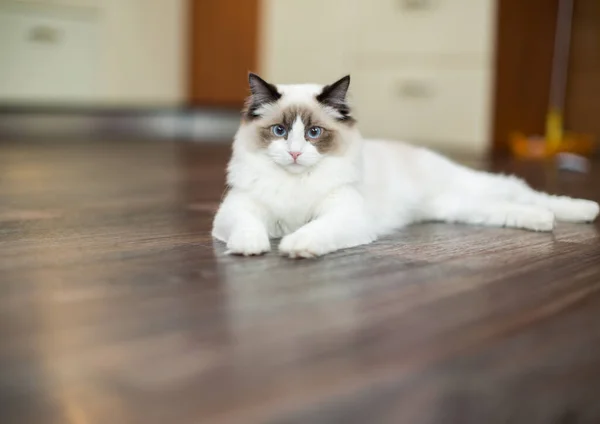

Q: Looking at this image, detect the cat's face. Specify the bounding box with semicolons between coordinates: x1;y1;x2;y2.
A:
241;74;355;174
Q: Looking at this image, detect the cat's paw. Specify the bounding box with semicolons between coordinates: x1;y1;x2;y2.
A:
552;199;599;223
226;228;271;256
279;230;330;259
512;208;555;232
506;208;556;231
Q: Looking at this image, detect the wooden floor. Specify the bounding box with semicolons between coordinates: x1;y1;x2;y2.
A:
1;139;600;424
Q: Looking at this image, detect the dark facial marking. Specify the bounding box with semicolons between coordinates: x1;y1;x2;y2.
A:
255;105;341;154
283;106;340;154
282;106;313;130
243;73;282;120
310;128;338;154
316;75;355;123
257;124;288;148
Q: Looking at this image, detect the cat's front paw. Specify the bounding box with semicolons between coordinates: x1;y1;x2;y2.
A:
226;228;271;256
279;230;330;259
513;208;555;232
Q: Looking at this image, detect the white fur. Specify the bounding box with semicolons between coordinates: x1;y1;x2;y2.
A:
213;83;599;258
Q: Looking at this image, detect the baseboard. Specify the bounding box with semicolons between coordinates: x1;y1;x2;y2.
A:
0;107;241;141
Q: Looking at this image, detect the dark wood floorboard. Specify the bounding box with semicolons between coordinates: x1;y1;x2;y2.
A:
1;139;600;424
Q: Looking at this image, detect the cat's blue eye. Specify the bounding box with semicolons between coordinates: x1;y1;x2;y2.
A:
271;124;287;137
307;126;322;139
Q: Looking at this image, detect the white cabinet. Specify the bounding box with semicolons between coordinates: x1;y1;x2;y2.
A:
261;0;497;154
351;68;492;147
0;0;185;106
354;0;494;56
0;4;100;102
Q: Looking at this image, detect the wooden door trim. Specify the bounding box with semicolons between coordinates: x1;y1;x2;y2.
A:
188;0;260;108
491;0;559;155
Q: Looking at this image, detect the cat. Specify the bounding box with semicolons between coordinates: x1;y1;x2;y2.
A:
212;73;599;258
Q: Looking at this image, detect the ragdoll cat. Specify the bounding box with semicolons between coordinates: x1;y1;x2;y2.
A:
212;73;599;258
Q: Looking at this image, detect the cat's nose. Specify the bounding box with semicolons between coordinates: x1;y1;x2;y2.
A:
289;151;302;162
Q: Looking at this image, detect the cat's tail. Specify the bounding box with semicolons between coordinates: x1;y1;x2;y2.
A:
464;170;599;223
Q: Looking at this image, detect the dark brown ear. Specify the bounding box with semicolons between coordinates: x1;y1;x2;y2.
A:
316;75;353;121
245;73;281;119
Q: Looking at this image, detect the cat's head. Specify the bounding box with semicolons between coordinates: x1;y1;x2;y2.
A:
237;73;358;174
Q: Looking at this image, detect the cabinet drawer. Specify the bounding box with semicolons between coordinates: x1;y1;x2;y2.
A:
351;68;492;151
353;0;495;56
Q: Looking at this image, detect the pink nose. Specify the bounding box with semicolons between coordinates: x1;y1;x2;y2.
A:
289;151;302;161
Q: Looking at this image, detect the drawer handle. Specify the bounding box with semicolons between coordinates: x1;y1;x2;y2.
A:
397;81;433;98
398;0;437;10
28;26;62;44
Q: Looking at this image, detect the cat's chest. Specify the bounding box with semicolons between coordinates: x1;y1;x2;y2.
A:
250;177;323;226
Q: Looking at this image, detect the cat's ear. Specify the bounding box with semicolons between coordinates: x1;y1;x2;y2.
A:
245;73;281;119
316;75;353;121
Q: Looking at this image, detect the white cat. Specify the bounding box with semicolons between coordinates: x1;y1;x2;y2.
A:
212;74;599;258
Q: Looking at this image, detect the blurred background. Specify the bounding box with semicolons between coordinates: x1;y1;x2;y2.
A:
0;0;598;157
